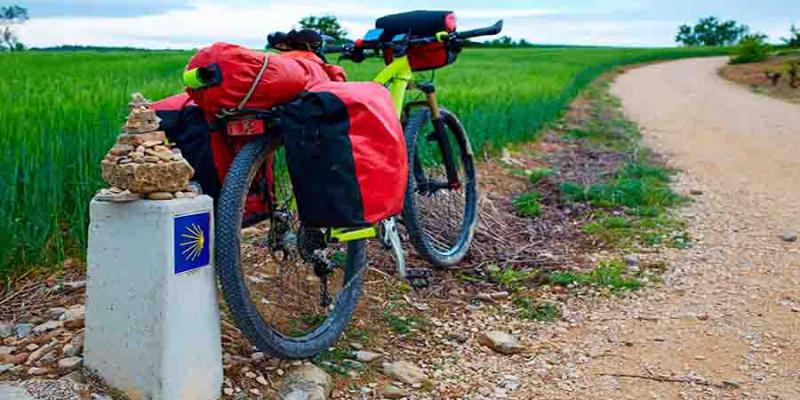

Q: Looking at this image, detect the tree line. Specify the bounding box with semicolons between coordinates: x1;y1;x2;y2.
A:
676;16;799;48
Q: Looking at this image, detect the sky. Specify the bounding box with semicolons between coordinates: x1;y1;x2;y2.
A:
15;0;799;49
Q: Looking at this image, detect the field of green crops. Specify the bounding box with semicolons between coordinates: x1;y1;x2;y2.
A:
0;46;726;278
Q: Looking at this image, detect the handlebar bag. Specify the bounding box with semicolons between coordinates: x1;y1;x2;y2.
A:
277;82;407;228
376;10;456;40
153;93;274;227
383;42;461;72
377;10;460;71
185;43;346;117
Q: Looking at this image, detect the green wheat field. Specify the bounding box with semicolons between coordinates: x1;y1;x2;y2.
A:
0;46;725;278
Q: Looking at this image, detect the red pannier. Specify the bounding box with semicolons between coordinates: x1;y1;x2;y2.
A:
277;82;407;228
185;43;346;117
377;10;460;71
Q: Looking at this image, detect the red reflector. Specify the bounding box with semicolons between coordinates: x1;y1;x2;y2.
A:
355;38;364;47
227;119;265;136
445;13;457;32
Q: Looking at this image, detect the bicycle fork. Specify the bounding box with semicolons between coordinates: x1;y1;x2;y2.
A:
417;83;462;191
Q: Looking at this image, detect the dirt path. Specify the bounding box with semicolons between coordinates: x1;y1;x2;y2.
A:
524;56;800;399
413;57;800;400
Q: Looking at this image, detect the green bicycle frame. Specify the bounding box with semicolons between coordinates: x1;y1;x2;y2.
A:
373;56;414;118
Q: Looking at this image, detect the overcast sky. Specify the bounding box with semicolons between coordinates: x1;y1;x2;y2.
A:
16;0;799;49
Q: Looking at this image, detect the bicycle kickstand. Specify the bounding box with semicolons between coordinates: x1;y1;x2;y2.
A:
380;218;406;278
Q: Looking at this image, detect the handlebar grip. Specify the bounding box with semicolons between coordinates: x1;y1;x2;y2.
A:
456;20;504;40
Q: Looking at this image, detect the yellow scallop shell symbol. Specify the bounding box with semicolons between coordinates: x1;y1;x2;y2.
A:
180;223;205;261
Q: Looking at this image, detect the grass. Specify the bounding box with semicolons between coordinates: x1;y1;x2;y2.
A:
287;313;327;337
512;192;542;217
312;347;356;375
558;98;690;250
0;46;726;277
528;167;556;184
561;159;683;212
513;296;561;322
382;301;427;335
581;212;690;248
487;264;538;291
547;260;641;291
383;312;427;335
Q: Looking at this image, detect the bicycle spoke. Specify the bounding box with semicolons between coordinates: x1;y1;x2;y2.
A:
414;147;468;253
239;157;349;337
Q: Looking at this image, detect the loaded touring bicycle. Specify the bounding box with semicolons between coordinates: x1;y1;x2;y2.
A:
176;10;503;358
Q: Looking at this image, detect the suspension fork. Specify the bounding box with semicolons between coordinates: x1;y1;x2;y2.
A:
416;82;461;190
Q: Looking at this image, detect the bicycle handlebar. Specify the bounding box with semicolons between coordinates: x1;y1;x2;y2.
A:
323;20;504;58
453;20;504;40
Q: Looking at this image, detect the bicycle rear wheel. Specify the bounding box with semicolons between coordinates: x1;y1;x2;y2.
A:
402;107;479;268
215;135;366;359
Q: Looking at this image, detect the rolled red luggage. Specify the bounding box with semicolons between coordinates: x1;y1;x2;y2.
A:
185;43;346;117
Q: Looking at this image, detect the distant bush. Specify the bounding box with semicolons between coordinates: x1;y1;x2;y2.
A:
730;34;771;64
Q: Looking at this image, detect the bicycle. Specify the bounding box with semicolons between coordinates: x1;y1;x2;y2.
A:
210;12;503;359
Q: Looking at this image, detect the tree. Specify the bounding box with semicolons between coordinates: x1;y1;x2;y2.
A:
298;15;347;42
676;16;748;47
1;5;28;51
783;25;800;48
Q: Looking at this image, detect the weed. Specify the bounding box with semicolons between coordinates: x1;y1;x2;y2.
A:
583;214;634;246
562;158;684;215
528;167;556;184
514;296;562;322
345;327;372;344
457;272;485;284
312;347;356;375
546;260;641;291
487;264;538;291
383;311;427;335
287;313;326;336
588;260;642;290
513;192;542;217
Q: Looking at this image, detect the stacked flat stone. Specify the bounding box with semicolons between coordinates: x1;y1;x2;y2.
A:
96;93;196;202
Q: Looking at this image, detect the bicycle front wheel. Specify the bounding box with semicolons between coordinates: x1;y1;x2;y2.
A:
402;107;479;268
215;135;366;359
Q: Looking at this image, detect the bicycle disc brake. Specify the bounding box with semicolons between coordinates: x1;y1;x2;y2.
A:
265;210;296;261
380;218;406;278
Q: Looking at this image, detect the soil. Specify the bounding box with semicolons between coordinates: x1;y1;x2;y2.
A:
720;55;800;103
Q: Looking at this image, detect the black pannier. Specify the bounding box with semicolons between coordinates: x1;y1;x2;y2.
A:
376;10;461;72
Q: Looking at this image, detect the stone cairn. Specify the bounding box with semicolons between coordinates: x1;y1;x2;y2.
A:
96;93;196;202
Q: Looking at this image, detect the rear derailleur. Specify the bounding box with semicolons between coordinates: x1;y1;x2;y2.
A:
298;226;340;307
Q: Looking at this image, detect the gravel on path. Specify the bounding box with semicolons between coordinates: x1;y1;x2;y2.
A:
403;57;800;400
